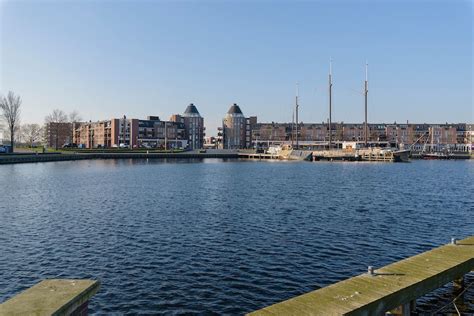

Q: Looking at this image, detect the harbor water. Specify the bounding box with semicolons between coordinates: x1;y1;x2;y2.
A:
0;159;473;314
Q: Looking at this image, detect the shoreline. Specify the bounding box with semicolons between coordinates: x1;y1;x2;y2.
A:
0;151;472;165
0;151;240;165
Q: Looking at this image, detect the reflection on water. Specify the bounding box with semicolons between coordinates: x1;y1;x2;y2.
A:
0;159;473;314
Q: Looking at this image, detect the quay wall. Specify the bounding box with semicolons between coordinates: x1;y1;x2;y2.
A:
1;150;472;165
0;152;239;165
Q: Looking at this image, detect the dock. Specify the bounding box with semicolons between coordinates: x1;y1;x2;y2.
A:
312;148;409;162
237;152;281;160
312;150;359;161
248;236;474;315
0;279;100;316
238;150;313;161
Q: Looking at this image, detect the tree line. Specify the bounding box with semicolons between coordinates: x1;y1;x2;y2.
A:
1;91;81;152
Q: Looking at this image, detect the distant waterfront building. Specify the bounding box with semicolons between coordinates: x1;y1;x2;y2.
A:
45;122;73;149
137;116;186;149
115;116;139;148
248;121;469;150
221;103;256;149
222;104;245;149
252;122;289;143
385;124;414;146
467;124;474;144
369;124;388;141
453;123;469;145
74;117;137;148
72;109;471;151
74;116;187;149
74;120;110;148
342;124;365;142
428;125;457;148
204;136;218;149
170;103;205;150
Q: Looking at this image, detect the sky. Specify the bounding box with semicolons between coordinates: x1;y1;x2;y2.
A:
0;0;472;135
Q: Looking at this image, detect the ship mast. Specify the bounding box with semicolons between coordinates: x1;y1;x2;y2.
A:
291;107;294;147
295;82;299;149
364;62;368;147
328;58;333;149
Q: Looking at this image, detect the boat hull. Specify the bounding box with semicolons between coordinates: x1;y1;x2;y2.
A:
393;150;410;162
421;152;470;160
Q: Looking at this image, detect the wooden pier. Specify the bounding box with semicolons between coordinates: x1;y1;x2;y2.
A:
237;152;281;160
0;279;100;316
237;150;312;161
248;236;474;315
312;150;359;161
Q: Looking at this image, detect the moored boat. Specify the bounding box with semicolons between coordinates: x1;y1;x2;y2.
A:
422;151;471;160
393;149;410;162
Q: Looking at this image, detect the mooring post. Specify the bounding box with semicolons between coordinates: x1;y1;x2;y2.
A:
401;302;411;316
454;276;465;291
388;302;411;316
367;266;375;276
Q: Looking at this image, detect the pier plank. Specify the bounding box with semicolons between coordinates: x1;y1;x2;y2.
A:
0;279;100;316
248;236;474;315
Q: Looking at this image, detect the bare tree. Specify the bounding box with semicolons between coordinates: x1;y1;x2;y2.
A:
45;109;68;124
0;121;5;144
68;110;82;145
45;109;68;150
68;110;82;123
21;123;43;147
0;91;22;152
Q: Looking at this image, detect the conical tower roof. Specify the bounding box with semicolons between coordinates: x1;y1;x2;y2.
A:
183;103;201;117
227;103;243;115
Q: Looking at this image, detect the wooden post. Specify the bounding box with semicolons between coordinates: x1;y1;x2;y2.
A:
401;302;411;316
388;302;411;316
454;276;465;291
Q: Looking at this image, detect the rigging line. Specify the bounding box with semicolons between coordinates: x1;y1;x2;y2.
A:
432;278;474;314
453;301;461;316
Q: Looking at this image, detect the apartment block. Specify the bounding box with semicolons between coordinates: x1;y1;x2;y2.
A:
45;122;73;149
221;104;257;149
170;103;205;150
245;121;469;149
74;116;188;149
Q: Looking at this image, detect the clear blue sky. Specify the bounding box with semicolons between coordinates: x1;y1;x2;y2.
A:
1;0;472;135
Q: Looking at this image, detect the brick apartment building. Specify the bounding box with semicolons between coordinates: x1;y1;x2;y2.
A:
45;122;73;149
74;116;187;149
219;104;257;149
73;104;206;149
247;121;471;149
214;103;471;150
170;103;205;150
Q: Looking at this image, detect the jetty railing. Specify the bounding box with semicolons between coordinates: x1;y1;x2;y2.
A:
248;236;474;315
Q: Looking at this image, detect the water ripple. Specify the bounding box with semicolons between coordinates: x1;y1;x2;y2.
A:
0;159;473;314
